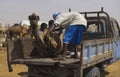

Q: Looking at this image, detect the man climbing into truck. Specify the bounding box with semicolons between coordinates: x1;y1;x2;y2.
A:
44;12;87;59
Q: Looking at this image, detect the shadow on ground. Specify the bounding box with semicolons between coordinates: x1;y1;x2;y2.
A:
17;71;110;77
101;71;110;77
18;72;28;77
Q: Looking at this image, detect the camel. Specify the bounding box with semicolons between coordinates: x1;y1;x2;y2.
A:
7;24;30;40
29;16;63;57
0;25;6;34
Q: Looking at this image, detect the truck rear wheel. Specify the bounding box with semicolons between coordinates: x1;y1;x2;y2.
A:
85;67;100;77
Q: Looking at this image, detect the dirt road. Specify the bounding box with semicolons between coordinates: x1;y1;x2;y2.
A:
0;48;120;77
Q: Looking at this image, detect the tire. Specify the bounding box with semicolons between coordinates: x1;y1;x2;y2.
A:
85;67;100;77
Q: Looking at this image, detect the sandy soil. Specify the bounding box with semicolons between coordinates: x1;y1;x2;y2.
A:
0;48;27;77
0;48;120;77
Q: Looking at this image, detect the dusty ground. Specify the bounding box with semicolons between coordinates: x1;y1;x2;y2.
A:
0;48;27;77
0;48;120;77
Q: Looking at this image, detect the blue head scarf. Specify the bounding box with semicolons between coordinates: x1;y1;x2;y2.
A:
53;12;61;20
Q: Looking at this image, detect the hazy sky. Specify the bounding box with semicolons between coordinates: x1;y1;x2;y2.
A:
0;0;119;25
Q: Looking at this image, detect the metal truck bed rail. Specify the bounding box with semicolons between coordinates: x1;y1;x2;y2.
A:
12;58;80;65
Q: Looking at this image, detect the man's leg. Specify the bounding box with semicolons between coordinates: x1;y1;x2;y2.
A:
62;43;68;58
70;25;85;58
54;43;68;60
61;26;72;59
71;45;79;58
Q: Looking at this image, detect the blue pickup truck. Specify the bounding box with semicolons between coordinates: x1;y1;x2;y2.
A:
7;8;120;77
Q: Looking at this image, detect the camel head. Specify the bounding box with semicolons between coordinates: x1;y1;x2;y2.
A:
28;13;40;30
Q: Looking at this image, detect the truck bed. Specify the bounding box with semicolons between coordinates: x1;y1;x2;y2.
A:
7;38;114;69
